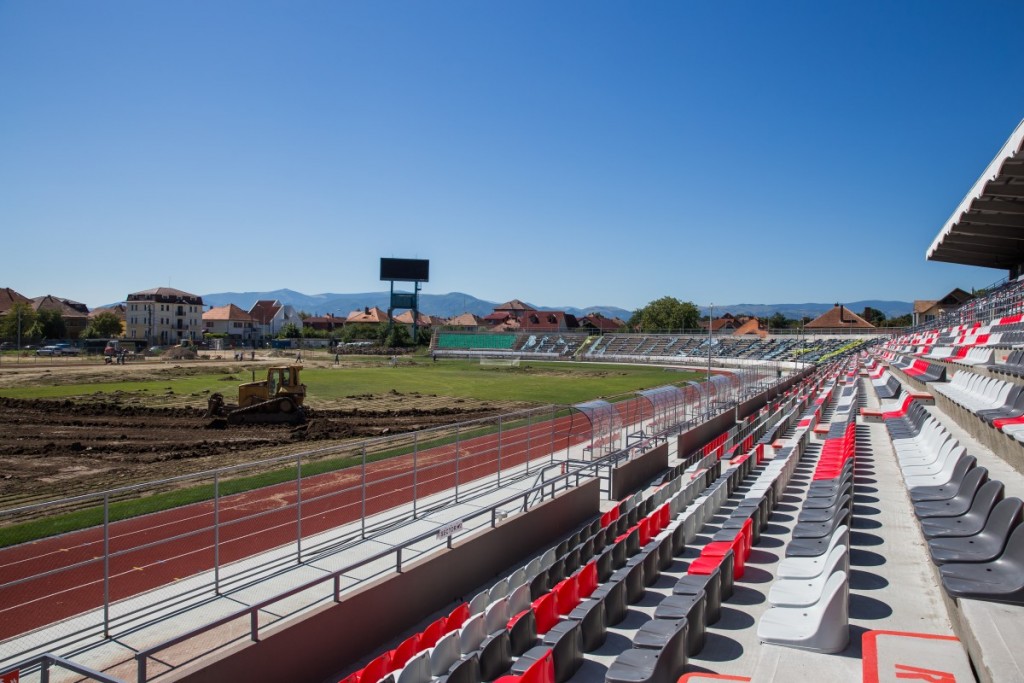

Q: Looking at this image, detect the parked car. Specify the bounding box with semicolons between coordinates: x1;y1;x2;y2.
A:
0;342;13;351
35;346;59;356
53;343;79;356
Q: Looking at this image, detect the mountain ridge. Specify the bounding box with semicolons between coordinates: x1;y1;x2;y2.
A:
190;291;913;322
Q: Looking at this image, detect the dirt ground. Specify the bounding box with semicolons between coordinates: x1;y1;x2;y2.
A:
0;359;527;513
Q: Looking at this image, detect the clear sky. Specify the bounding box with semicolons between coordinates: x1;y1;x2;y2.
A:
2;1;1023;311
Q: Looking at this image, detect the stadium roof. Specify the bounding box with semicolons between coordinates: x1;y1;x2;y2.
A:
927;117;1024;270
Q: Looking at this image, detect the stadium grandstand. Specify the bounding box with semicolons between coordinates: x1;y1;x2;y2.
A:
6;120;1024;683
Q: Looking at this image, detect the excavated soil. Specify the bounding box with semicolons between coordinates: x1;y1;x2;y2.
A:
0;364;524;511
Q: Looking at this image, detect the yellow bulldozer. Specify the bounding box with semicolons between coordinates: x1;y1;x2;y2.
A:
206;365;309;425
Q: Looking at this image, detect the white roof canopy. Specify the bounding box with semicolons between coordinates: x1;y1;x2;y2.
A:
928;118;1024;270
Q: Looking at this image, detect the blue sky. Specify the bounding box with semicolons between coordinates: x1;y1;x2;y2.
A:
2;1;1023;311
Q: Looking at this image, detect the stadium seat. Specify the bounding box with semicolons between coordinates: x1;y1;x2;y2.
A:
919;480;1004;539
633;618;689;678
653;591;707;656
396;651;431;683
929;498;1024;565
768;544;847;608
493;647;553;683
757;570;850;653
673;568;722;626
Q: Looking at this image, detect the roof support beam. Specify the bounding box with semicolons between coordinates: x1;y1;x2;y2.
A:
982;183;1024;198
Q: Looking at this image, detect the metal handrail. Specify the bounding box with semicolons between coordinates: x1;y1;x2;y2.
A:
1;652;125;683
134;455;612;682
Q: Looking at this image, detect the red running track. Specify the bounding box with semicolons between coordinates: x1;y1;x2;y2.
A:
0;397;649;641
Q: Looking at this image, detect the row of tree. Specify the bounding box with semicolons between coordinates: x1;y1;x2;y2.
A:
626;297;912;332
0;302;123;342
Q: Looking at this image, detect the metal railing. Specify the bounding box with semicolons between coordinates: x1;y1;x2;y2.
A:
0;404;584;660
133;457;613;683
1;653;123;683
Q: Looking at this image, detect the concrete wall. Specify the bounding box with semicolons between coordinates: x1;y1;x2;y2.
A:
610;443;669;500
170;479;601;683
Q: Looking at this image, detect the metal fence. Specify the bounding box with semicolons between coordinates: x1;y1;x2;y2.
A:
0;360;792;681
0;404;587;658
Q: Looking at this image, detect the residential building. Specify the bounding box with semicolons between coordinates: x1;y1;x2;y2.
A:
248;300;300;339
303;313;345;333
0;287;32;316
203;304;256;342
804;304;875;330
699;314;739;333
346;306;389;325
393;310;444;328
125;287;203;345
445;312;486;330
578;314;626;333
731;317;767;338
483;299;579;332
913;288;974;327
32;295;90;339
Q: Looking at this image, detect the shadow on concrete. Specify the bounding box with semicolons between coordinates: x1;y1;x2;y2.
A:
849;548;886;567
712;607;755;631
852;517;882;530
727;585;766;606
849;593;894;620
849;569;889;590
850;531;884;547
694;632;745;662
737;566;773;585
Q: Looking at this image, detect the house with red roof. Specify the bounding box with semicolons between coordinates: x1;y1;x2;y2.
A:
0;287;32;316
32;295;90;339
203;304;256;342
249;299;300;339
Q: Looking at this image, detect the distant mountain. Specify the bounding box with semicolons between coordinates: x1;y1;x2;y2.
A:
702;300;912;320
199;290;633;321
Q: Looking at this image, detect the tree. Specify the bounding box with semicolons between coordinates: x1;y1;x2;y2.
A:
0;302;37;342
82;311;123;338
886;313;912;328
33;308;66;340
768;312;789;330
378;323;411;348
860;307;886;326
342;323;380;342
279;322;302;338
628;297;701;332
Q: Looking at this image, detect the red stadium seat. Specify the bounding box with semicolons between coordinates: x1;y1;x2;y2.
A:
447;602;470;631
494;649;554;683
360;652;391;683
531;593;559;635
389;633;420;669
576;561;598;599
419;615;447;649
553;576;580;615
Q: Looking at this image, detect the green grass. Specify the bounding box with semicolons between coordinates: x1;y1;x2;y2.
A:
0;359;703;406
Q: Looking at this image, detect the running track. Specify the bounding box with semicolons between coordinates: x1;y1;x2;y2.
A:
0;398;650;640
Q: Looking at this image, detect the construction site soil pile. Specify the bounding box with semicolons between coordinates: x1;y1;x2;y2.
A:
0;396;506;509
